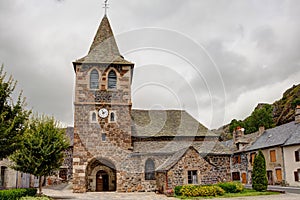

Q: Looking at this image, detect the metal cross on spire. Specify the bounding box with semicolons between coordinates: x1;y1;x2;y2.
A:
103;0;109;15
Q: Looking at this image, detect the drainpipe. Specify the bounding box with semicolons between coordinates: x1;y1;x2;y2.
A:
245;152;249;184
165;172;168;192
281;146;286;184
16;171;18;189
230;154;233;181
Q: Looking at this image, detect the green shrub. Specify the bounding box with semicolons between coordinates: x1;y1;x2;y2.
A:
0;188;37;200
180;185;225;197
252;150;268;191
174;185;183;196
217;181;244;193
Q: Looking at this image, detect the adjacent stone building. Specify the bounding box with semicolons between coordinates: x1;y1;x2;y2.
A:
72;13;231;193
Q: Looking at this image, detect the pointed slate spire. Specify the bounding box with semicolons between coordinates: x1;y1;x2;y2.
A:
75;15;133;65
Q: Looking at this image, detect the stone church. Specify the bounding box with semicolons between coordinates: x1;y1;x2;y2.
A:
72;13;231;193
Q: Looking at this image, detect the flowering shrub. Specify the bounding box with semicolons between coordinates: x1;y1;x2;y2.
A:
180;185;225;197
216;181;244;193
165;189;174;197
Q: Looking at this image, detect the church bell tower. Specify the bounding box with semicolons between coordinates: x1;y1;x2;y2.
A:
72;9;134;192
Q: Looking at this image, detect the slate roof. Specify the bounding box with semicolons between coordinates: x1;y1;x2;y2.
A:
283;123;300;146
131;110;216;137
132;141;232;157
247;121;300;151
156;147;190;172
65;127;74;146
74;15;133;66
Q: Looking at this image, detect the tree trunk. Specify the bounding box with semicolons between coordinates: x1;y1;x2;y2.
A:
38;176;43;195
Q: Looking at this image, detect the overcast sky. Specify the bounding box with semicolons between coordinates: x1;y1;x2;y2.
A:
0;0;299;129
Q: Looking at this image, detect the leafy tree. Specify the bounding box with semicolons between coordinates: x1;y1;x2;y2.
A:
0;65;30;159
10;115;69;194
229;104;274;135
252;150;268;191
292;98;300;109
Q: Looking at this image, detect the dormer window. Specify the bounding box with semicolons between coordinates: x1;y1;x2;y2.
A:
90;69;99;89
108;70;117;89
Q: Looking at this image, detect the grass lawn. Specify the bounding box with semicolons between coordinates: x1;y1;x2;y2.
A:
176;189;280;199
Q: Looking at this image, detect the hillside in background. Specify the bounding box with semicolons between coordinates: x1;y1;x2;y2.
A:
218;83;300;140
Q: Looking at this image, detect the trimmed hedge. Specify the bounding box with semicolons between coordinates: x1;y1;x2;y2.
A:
0;188;37;200
216;181;244;193
174;185;183;196
180;185;225;197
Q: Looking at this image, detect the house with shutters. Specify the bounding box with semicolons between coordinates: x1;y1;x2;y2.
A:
228;105;300;187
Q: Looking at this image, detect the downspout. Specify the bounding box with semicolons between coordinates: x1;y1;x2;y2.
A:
165;172;168;191
281;146;286;184
15;171;18;189
230;154;233;181
245;152;249;184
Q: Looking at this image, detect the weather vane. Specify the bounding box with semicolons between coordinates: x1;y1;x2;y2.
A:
103;0;109;15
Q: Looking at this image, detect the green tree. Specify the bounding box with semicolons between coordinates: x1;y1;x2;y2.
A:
252;150;268;191
0;65;30;159
10;116;69;194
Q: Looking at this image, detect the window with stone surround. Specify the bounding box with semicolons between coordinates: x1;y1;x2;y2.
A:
90;111;97;123
109;111;116;123
90;69;99;89
233;155;241;164
108;70;117;89
101;133;106;142
145;159;155;180
188;170;198;184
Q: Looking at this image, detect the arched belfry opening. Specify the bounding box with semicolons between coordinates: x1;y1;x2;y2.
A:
86;158;116;192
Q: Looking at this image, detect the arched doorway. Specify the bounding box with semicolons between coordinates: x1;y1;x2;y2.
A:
86;158;117;192
96;170;109;192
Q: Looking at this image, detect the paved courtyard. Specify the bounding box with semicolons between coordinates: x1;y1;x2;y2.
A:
42;184;300;200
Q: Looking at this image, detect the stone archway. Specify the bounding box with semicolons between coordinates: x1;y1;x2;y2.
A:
86;158;116;192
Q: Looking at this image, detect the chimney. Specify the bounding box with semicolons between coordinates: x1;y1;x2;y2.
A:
296;105;300;124
233;127;244;143
259;126;265;135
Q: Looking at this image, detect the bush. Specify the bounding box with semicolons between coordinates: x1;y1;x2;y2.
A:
216;181;244;193
180;185;225;197
174;185;183;196
0;188;37;200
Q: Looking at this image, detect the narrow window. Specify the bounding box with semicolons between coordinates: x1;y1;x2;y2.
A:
92;112;97;122
270;150;276;162
108;70;117;89
295;150;300;162
0;166;6;187
90;69;99;89
250;153;256;165
145;159;155;180
110;112;115;122
188;170;198;184
294;171;299;182
101;133;106;142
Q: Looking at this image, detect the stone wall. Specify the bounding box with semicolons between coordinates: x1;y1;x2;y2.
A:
166;148;231;191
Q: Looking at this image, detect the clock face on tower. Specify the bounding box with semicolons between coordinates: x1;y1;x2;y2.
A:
98;108;108;118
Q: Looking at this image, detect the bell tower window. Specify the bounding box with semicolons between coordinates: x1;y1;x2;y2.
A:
108;70;117;89
90;69;99;89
